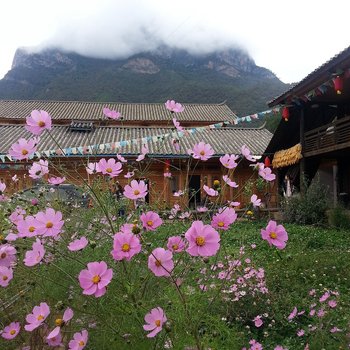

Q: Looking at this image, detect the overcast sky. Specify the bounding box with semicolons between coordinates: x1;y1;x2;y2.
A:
0;0;349;83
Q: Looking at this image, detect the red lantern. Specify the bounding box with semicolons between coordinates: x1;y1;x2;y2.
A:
165;159;170;172
334;76;343;94
264;156;271;168
282;107;289;122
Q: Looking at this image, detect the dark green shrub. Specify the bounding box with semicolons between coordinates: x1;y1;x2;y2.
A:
282;176;329;225
328;205;350;230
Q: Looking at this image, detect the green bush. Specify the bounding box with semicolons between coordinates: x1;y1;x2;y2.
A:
282;176;329;225
328;205;350;230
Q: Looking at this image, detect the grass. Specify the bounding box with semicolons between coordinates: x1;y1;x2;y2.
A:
1;204;350;349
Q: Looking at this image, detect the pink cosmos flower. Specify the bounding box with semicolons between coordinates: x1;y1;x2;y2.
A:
17;215;40;237
192;142;214;161
68;329;88;350
47;307;74;340
328;300;337;308
68;237;88;251
249;339;263;350
222;175;238;188
48;176;66;185
25;110;52;135
242;145;257;163
173;190;184;197
274;347;287;350
29;159;49;179
330;326;342;333
23;239;45;267
124;180;148;200
319;291;330;302
35;208;64;237
140;211;163;231
297;329;305;337
167;236;186;253
211;207;237;230
0;266;13;287
259;166;276;182
228;201;240;207
124;171;134;178
172;117;184;131
119;223;134;234
78;261;113;298
86;162;100;174
261;220;288;250
0;244;17;268
1;321;21;340
117;154;127;163
317;308;326;318
203;185;218;197
251;194;261;207
165;100;184;113
197;206;208;212
185;221;220;257
47;332;63;347
136;144;149;162
31;198;39;206
103;107;121;120
143;307;167;338
111;232;141;261
288;307;297;321
9;207;26;225
163;172;172;178
253;315;263;328
9;138;38;160
24;302;50;331
0;181;6;193
98;158;123;177
219;154;238;169
148;248;174;277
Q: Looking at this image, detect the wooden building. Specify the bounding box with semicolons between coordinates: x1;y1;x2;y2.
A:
265;46;350;207
0;100;276;209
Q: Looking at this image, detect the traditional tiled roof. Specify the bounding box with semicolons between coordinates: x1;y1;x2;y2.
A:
268;45;350;106
0;125;272;156
0;100;237;124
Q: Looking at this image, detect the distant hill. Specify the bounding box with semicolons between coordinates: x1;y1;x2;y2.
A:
0;46;289;116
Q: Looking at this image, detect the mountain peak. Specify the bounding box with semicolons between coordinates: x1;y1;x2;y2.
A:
0;46;288;115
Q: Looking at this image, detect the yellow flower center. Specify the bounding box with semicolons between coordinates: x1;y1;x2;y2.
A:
147;220;153;226
0;234;4;241
155;320;161;327
106;167;112;173
218;222;224;227
269;232;277;239
46;221;53;228
0;252;6;259
155;259;162;267
122;243;130;252
55;318;63;326
37;315;44;321
9;329;16;335
3;275;8;281
92;275;101;284
38;121;46;127
29;226;35;232
224;163;229;167
200;151;205;156
21;149;28;155
247;211;253;215
134;190;140;195
196;236;205;246
79;340;85;346
172;244;179;250
213;180;220;186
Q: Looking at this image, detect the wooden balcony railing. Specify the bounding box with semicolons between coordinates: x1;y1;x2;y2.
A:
304;115;350;156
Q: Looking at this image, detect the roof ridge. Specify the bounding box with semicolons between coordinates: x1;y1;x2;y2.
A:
0;99;231;106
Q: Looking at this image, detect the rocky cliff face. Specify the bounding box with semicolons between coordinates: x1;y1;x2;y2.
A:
0;46;288;115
